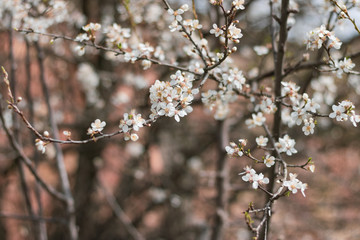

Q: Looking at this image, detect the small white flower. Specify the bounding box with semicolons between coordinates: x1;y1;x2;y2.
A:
252;112;266;126
130;133;139;141
277;135;297;156
332;57;356;78
283;173;307;197
232;0;245;10
210;24;224;37
256;135;268;147
329;104;347;121
228;23;243;43
302;118;315;135
90;119;106;133
241;167;269;189
264;155;275;167
82;22;101;32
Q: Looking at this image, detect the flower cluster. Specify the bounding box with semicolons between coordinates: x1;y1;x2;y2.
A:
73;22;102;55
225;139;247;157
283;173;307;197
221;68;246;91
35;139;47;154
276;135;297;156
104;23;131;49
82;22;101;32
149;71;198;122
240;166;269;189
255;97;277;114
331;57;356;78
182;19;203;33
232;0;245;10
119;110;146;141
281;81;320;135
329;100;360;126
167;4;189;32
245;112;266;128
281;81;301;104
305;25;342;50
1;0;78;41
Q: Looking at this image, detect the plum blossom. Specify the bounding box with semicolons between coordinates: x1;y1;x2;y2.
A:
329;100;360;126
305;25;342;50
182;19;203;32
332;57;356;78
246;112;266;128
277;135;297;156
149;71;197;122
82;22;101;32
329;103;348;121
240;166;269;189
302;118;315;135
119;111;146;133
167;4;188;22
227;23;243;43
256;135;268;147
232;0;245;10
210;24;224;37
225;139;247;157
255;97;277;114
264;155;275;167
104;23;131;49
283;173;307;197
88;119;106;135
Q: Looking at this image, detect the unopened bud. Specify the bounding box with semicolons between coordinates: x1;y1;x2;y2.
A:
43;131;49;137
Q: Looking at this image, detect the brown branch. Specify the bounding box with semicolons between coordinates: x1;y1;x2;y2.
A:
25;39;49;240
0;106;67;202
35;42;78;240
210;119;232;240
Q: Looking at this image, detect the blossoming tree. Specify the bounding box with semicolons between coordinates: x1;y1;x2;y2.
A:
0;0;360;239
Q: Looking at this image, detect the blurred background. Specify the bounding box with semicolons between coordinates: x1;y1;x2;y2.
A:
0;0;360;239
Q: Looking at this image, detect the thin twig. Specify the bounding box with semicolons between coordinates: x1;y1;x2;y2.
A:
35;42;78;240
16;28;197;75
0;106;67;202
0;213;66;225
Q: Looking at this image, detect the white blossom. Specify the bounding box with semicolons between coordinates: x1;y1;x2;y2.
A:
256;136;268;147
35;139;46;154
264;155;275;167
